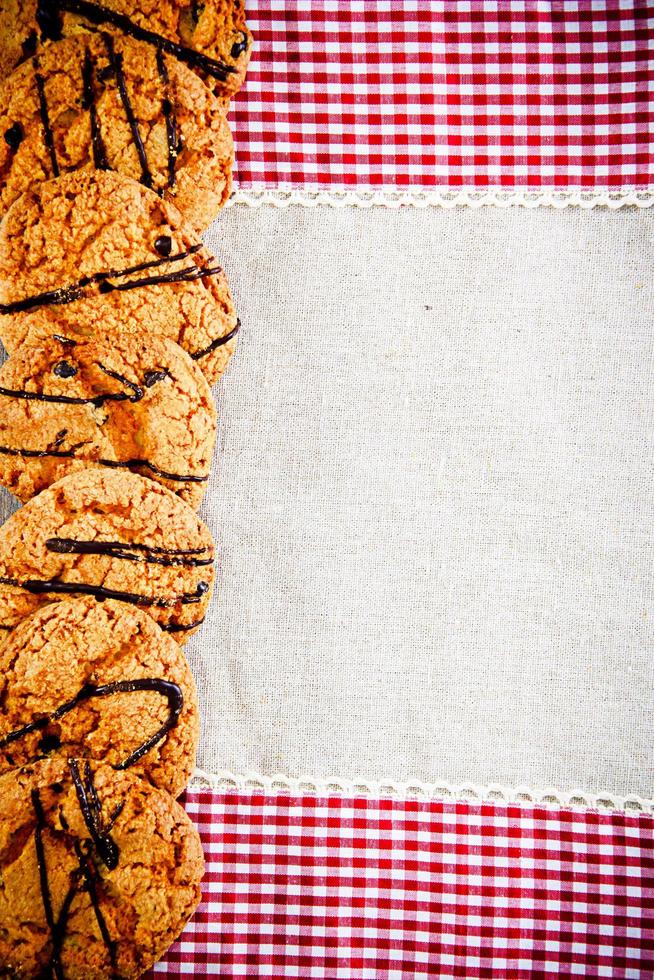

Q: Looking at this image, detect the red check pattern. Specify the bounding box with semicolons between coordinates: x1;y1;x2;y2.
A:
230;0;654;190
150;5;654;976
152;791;654;977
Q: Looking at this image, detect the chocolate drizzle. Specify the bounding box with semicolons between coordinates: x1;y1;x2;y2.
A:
43;877;81;980
99;262;223;293
69;758;119;870
191;318;241;361
1;678;183;771
34;63;60;177
72;839;119;974
32;789;66;980
0;359;158;407
0;444;210;483
0;575;210;609
0;282;83;314
94;363;143;400
0;444;80;461
99;458;209;483
37;0;235;81
35;0;63;40
0;244;204;315
82;47;110;170
103;33;152;189
162;616;205;633
46;537;213;566
32;777;120;978
30;752;125;980
156;50;180;189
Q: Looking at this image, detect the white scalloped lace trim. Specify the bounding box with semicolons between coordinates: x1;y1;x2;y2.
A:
228;188;654;210
190;769;653;813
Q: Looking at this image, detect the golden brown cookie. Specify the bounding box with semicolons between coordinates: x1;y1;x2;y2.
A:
0;757;204;976
0;468;215;642
0;597;200;796
0;0;252;98
0;30;234;230
0;331;217;507
0;171;239;383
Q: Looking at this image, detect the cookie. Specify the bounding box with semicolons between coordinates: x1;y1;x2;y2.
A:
0;468;215;641
0;171;239;383
0;0;252;98
0;597;200;795
0;757;204;976
0;30;234;230
0;331;217;507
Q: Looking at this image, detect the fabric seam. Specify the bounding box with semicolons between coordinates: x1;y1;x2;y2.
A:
190;770;654;813
227;188;654;210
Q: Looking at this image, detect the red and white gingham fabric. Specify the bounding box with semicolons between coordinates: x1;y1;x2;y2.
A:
152;792;654;977
231;0;654;189
151;2;654;975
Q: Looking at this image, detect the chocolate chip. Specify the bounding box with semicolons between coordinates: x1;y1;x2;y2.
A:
231;33;249;58
154;235;172;256
4;123;23;152
37;733;61;754
191;0;205;24
144;370;169;387
21;30;38;58
53;360;77;378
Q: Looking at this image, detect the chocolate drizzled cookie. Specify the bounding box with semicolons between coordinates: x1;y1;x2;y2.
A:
0;170;239;382
0;331;217;506
0;0;252;98
0;468;216;641
0;757;204;976
0;597;200;795
0;31;234;230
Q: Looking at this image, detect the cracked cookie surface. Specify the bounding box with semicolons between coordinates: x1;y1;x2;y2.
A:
0;171;239;383
0;0;252;98
0;467;215;642
0;330;217;507
0;597;200;796
0;30;234;230
0;757;204;977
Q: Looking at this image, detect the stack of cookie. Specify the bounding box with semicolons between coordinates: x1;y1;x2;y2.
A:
0;1;251;975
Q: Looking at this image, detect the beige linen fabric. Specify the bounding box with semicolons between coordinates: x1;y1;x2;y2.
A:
1;204;652;797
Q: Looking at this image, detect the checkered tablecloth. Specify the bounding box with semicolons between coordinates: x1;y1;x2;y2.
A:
153;792;654;977
152;2;654;975
231;0;654;190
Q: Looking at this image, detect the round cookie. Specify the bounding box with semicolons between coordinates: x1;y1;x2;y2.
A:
0;171;239;383
0;0;252;98
0;331;217;508
0;30;234;230
0;757;204;976
0;597;200;796
0;467;215;641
